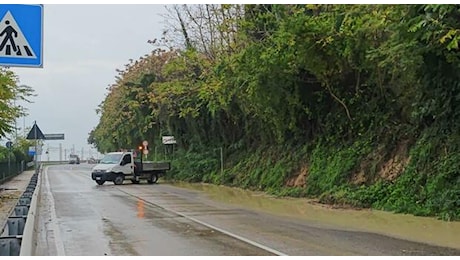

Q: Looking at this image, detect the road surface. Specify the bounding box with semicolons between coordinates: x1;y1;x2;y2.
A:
34;164;460;256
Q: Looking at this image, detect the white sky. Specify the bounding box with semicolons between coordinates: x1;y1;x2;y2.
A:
7;4;170;160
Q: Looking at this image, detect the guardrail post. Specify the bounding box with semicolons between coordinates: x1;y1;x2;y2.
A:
17;197;31;207
7;217;26;236
13;206;29;217
0;237;22;256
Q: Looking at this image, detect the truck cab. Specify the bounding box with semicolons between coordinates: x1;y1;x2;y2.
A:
69;154;80;164
91;151;170;185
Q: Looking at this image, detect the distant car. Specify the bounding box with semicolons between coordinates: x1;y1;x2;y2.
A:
88;157;98;164
69;155;80;164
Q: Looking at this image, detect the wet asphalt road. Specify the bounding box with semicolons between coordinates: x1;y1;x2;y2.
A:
35;164;460;256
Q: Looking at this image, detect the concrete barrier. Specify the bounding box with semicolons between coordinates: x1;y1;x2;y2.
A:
19;168;41;256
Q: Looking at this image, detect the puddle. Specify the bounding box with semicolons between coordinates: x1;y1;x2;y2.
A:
172;182;460;250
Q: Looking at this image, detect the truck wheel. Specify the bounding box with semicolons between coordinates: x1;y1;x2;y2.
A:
113;174;124;185
96;180;105;185
147;174;158;184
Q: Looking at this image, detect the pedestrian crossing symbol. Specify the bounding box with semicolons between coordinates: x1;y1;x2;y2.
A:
0;11;36;58
0;4;43;68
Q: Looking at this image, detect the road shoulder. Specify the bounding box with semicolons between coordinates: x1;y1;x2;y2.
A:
0;170;35;234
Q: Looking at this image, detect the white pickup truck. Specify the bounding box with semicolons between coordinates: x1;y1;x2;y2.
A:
91;151;170;185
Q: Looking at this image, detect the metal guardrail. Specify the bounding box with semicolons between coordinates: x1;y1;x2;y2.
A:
0;164;40;256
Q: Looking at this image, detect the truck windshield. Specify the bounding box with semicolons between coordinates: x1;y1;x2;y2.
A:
99;154;122;164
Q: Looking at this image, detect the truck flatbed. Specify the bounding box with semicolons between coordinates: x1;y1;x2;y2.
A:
142;161;171;171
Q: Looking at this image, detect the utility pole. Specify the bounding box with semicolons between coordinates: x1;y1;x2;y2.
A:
34;121;38;173
59;143;62;162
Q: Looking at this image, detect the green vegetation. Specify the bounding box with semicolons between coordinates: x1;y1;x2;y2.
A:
0;137;35;164
0;68;35;164
89;5;460;221
0;68;34;137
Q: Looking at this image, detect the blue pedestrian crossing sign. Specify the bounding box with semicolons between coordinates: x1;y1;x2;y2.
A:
0;4;43;68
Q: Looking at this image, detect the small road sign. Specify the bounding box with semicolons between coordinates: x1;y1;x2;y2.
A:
28;146;37;156
162;136;176;144
26;121;45;140
0;4;43;67
44;133;65;140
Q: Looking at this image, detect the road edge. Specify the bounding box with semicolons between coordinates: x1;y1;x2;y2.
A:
19;167;42;256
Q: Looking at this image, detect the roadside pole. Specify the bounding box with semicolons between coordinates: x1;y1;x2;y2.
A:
8;144;11;177
34;121;38;174
220;147;223;176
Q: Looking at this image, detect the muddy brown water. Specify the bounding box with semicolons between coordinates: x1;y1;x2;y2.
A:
171;181;460;250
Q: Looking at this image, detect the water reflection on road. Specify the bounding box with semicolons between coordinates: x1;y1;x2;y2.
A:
137;199;145;219
171;181;460;250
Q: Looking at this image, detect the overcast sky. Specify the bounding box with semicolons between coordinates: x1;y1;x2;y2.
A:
8;4;170;160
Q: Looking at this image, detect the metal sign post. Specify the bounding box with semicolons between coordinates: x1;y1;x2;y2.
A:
162;136;176;160
26;121;45;173
34;121;37;172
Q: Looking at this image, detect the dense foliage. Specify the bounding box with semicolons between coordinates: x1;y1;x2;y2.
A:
0;69;34;163
90;4;460;220
0;69;34;137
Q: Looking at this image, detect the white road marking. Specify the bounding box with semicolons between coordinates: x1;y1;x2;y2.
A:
120;190;289;256
179;212;289;256
43;166;66;256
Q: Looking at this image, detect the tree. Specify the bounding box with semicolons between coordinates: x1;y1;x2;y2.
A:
0;68;34;138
